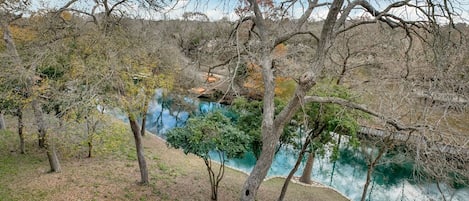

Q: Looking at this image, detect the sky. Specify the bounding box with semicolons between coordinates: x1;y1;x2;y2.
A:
29;0;469;23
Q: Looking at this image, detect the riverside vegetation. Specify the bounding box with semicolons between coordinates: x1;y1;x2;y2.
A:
0;114;349;201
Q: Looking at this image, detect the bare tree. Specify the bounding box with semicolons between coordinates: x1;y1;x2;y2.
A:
233;1;458;200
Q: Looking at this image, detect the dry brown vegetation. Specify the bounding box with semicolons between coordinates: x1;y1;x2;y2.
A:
0;115;349;201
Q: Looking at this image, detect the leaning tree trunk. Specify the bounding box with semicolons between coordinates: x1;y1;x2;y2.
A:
361;145;387;201
299;151;316;184
240;58;317;201
17;107;25;154
31;98;61;172
46;140;61;173
129;115;149;184
278;135;312;201
0;111;5;130
240;0;341;199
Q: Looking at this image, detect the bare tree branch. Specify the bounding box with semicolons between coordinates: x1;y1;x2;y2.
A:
273;0;329;47
274;31;319;47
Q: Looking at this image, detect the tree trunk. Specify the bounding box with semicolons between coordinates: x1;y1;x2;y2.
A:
361;164;374;201
240;59;319;201
129;115;149;184
46;140;61;173
140;100;149;136
240;0;341;199
88;141;93;158
85;117;94;158
240;50;277;201
140;114;146;137
17;108;25;154
278;136;312;201
32;99;46;148
361;145;387;201
299;151;315;184
31;98;61;172
329;160;337;185
329;134;342;185
0;111;5;130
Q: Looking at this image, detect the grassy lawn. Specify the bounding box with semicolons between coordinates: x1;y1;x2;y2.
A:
0;115;349;201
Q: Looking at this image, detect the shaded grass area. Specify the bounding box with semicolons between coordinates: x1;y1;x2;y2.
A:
0;115;349;201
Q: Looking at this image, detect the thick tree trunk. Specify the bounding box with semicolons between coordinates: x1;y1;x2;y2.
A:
240;62;319;201
0;111;5;130
240;0;342;200
32;99;46;148
17;108;25;154
129;115;149;184
46;141;61;173
299;151;315;184
240;51;277;201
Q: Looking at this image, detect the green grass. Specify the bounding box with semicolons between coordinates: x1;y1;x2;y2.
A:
0;130;46;201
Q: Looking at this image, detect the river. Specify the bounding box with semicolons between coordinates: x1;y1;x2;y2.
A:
129;92;469;201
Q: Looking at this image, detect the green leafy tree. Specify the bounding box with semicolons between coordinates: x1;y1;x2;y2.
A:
278;81;364;201
166;111;251;201
230;98;297;160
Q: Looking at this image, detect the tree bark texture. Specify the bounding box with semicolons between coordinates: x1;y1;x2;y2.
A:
129;115;149;184
299;152;315;184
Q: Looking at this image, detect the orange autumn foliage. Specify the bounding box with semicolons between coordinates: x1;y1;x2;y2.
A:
60;11;73;21
243;62;296;100
205;74;219;83
273;43;287;58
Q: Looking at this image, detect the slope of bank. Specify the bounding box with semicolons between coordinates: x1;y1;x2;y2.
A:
0;116;349;201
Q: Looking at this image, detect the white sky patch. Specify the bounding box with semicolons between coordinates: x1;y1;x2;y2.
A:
389;5;429;22
310;7;330;21
27;0;469;23
205;9;238;21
